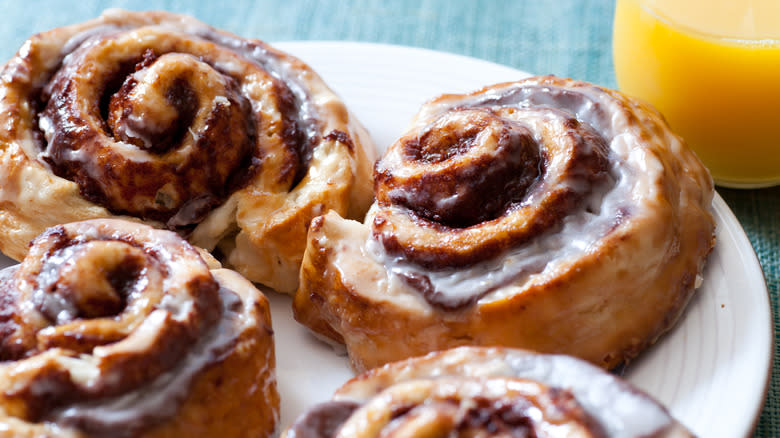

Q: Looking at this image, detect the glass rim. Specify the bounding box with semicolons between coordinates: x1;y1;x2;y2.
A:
635;0;780;45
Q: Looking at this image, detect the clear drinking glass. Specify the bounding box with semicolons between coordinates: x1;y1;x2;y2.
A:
613;0;780;188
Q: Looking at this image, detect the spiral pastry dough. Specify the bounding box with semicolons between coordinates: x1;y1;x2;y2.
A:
0;219;278;437
294;76;715;371
0;10;375;293
283;347;693;438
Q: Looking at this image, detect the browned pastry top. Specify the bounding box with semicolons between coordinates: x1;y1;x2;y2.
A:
367;77;713;310
0;9;376;293
293;76;715;371
284;347;694;438
0;219;272;437
6;12;328;226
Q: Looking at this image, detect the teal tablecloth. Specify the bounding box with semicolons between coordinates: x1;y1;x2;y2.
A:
0;1;777;436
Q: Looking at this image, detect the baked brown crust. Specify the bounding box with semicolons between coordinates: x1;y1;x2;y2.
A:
0;9;375;293
283;347;694;437
294;76;715;371
0;219;278;437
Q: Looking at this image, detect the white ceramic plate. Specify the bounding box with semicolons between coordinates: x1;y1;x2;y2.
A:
271;42;773;438
0;42;771;438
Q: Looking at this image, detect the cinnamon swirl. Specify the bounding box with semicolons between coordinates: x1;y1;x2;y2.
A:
0;10;375;293
0;219;278;437
283;347;693;437
294;76;715;371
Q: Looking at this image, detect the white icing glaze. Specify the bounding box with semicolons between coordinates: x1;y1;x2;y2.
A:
332;347;692;438
366;82;668;307
0;219;273;437
503;353;679;437
49;284;255;437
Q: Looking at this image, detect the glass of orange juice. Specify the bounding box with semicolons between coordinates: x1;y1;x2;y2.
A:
613;0;780;187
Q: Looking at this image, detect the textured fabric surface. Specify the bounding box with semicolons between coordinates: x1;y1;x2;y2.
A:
0;1;776;436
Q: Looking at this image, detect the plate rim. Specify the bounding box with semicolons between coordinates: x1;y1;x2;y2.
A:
275;40;531;78
710;192;774;437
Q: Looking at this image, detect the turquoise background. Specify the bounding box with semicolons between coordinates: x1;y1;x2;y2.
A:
0;1;777;435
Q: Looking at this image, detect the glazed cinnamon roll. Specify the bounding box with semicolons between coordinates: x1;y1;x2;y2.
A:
294;76;715;371
0;219;278;437
283;347;693;438
0;10;375;293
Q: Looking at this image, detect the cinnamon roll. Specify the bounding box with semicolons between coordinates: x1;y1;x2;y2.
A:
0;219;278;437
0;10;375;293
283;347;693;437
294;76;715;371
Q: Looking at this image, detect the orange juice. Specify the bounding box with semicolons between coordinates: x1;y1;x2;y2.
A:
613;0;780;187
